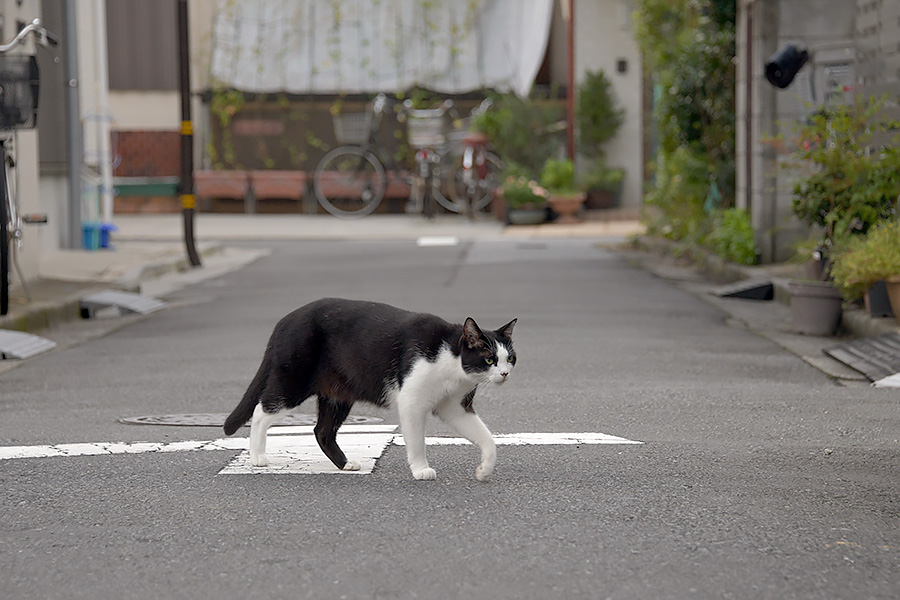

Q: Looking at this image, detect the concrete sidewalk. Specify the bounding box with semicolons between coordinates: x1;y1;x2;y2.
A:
0;212;644;333
107;212;645;242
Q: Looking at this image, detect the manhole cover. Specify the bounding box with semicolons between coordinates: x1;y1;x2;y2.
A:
119;413;383;427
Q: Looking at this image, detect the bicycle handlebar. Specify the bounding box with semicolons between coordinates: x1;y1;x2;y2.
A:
372;93;387;115
471;98;493;117
0;18;58;53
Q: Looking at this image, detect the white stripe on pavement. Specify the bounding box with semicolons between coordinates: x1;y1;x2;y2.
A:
0;427;643;476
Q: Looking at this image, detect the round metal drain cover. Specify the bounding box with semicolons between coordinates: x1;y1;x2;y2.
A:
119;413;383;427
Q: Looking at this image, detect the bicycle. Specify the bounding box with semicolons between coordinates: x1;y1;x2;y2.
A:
445;99;504;219
0;19;57;316
312;93;410;219
403;98;457;219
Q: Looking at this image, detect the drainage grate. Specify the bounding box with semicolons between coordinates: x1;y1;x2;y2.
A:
119;413;383;427
0;329;57;360
80;290;167;319
824;332;900;382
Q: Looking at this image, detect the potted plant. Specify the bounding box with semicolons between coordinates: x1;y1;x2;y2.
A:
576;70;625;210
499;171;548;226
579;162;625;209
540;158;585;224
784;96;900;335
830;221;900;321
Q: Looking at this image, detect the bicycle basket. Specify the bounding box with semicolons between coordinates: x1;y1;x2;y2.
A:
0;55;38;130
332;112;372;145
407;114;446;149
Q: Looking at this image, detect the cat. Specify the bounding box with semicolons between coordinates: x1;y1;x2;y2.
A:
223;297;516;481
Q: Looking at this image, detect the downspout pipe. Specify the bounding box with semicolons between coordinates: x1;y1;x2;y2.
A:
62;0;83;249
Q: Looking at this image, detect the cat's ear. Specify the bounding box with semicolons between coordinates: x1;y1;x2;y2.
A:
463;317;486;349
496;318;517;339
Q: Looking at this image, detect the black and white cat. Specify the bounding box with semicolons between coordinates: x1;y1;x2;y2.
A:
223;298;516;481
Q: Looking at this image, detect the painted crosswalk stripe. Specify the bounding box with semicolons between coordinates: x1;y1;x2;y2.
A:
0;426;643;475
393;432;643;446
416;236;459;247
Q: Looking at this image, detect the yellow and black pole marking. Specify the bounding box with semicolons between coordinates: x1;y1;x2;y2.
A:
177;0;201;267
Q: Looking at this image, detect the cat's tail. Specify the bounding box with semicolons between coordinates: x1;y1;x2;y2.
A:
223;358;270;436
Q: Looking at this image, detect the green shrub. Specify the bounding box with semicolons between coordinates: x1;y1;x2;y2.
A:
539;159;577;194
576;70;624;159
500;176;548;209
642;146;710;242
830;220;900;300
473;94;564;177
706;208;758;265
579;163;625;193
787;96;900;246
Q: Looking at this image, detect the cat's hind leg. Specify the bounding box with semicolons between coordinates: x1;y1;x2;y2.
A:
314;397;360;471
249;403;284;467
435;396;496;481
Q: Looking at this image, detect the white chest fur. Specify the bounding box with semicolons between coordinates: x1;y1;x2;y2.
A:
398;344;477;409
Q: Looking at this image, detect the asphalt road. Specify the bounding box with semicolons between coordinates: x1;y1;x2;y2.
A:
1;238;898;599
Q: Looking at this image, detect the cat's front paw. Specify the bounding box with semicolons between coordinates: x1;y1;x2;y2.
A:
412;467;437;480
250;453;269;467
475;462;494;481
342;459;361;471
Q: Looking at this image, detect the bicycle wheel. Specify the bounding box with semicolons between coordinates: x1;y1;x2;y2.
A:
0;156;8;316
446;152;504;214
431;155;461;214
313;146;386;218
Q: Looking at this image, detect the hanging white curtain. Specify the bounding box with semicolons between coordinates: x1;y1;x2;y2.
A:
209;0;554;97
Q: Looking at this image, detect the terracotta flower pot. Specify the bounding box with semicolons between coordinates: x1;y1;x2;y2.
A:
788;280;843;336
194;170;250;199
547;192;586;224
250;170;306;200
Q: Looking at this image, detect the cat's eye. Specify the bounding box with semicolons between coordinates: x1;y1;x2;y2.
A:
485;357;495;365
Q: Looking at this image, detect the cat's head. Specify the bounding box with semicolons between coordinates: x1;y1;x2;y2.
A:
461;317;517;385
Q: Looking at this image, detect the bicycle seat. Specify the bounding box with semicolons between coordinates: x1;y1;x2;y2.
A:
462;131;489;145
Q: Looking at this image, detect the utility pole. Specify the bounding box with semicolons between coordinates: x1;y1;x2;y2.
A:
62;0;82;249
565;0;575;160
177;0;201;267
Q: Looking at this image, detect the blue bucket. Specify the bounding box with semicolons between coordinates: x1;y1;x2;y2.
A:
99;222;118;248
82;223;101;251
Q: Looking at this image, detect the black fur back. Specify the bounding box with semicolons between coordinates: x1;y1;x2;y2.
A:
223;298;516;433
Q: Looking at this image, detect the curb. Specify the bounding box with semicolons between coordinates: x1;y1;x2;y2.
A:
630;235;900;340
0;244;224;334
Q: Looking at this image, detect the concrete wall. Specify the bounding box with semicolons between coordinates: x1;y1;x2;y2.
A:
546;0;642;209
738;0;856;263
574;0;641;208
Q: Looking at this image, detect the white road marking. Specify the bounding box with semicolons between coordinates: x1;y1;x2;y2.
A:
393;432;643;446
0;426;643;475
219;432;393;475
873;373;900;388
416;236;459;247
